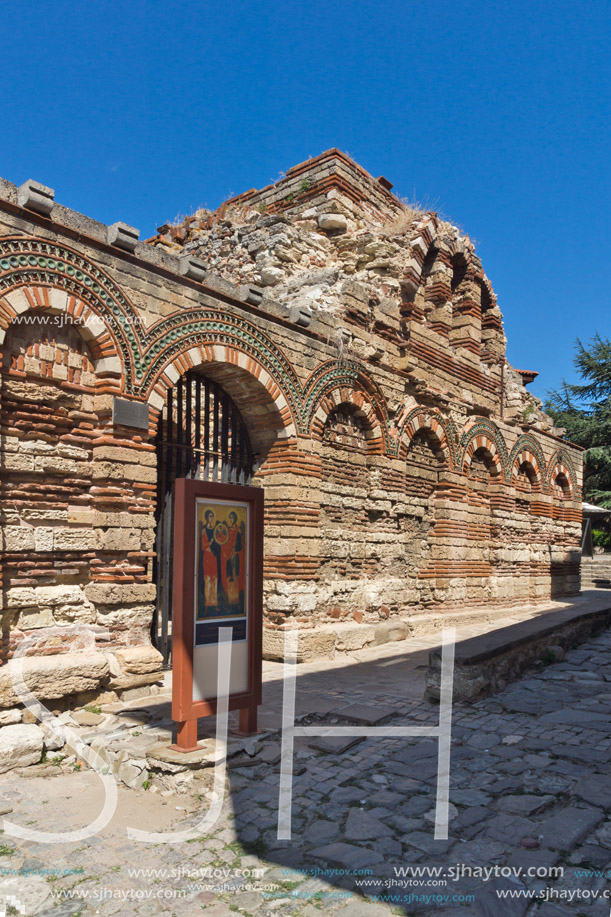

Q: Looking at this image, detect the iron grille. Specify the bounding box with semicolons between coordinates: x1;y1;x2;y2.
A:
153;371;253;664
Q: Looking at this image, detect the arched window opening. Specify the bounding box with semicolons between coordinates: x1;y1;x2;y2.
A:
481;282;493;314
449;253;477;353
156;371;253;487
517;460;537;490
554;472;571;499
451;253;468;293
319;403;372;602
404;429;444;605
421;245;439;285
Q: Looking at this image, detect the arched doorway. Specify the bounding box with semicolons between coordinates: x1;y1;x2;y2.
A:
153;370;253;663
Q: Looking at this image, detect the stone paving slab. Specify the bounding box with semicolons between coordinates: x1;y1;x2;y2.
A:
334;703;397;724
5;612;611;914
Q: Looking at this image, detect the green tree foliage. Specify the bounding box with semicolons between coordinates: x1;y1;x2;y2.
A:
545;334;611;508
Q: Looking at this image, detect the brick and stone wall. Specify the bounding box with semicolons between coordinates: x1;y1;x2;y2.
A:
0;151;582;713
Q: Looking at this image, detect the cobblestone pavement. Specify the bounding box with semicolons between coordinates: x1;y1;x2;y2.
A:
2;628;611;916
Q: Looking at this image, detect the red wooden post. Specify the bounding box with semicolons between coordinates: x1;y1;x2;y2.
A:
237;704;258;735
172;718;199;752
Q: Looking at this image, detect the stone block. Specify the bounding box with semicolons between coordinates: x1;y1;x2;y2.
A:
67;508;95;525
91;461;126;480
178;255;207;282
17;179;54;216
107;221;140;251
113;645;163;675
334;624;376;652
318;213;348;231
1;527;35;552
260;266;284;286
35;585;84;607
112;671;162;691
95;528;141;551
374;621;408;645
0;724;44;773
6;587;37;609
0;653;110;708
17;608;55;629
262;628;335;662
95;603;154;627
53;529;96;551
0;709;21;726
34;527;54;551
92;445;156;465
123;463;157;483
1;453;35;472
40;721;66;751
85;583;157;605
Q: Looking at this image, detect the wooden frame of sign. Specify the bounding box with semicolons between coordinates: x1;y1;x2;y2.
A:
171;477;263;751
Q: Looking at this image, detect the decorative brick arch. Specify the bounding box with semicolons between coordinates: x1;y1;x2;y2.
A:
304;361;390;453
141;308;302;434
546;449;578;497
511;453;543;490
459;421;507;476
146;341;298;444
508;434;545;487
312;389;384;454
396;407;456;468
400;222;500;356
402;217;479;294
0;237;140;385
0;286;124;380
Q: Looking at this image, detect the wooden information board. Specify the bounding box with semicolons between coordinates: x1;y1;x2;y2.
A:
171;478;263;751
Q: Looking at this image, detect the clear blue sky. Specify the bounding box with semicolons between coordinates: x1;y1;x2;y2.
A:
3;0;609;401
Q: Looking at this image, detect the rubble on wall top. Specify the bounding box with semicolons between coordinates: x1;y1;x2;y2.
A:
145;148;480;326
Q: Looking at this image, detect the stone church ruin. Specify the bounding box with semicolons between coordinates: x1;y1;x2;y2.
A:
0;149;582;718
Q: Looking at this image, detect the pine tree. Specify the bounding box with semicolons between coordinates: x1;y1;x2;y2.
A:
545;334;611;508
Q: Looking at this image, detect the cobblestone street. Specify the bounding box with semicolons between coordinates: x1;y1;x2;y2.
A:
2;620;611;916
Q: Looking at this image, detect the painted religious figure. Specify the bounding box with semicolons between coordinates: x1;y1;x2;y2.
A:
196;501;247;620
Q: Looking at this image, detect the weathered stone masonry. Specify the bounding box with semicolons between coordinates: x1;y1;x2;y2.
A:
0;150;582;712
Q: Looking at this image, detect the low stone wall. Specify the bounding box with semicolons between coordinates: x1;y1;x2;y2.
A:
426;598;611;702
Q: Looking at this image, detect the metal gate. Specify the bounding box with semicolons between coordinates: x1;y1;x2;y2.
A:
153;371;253;664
